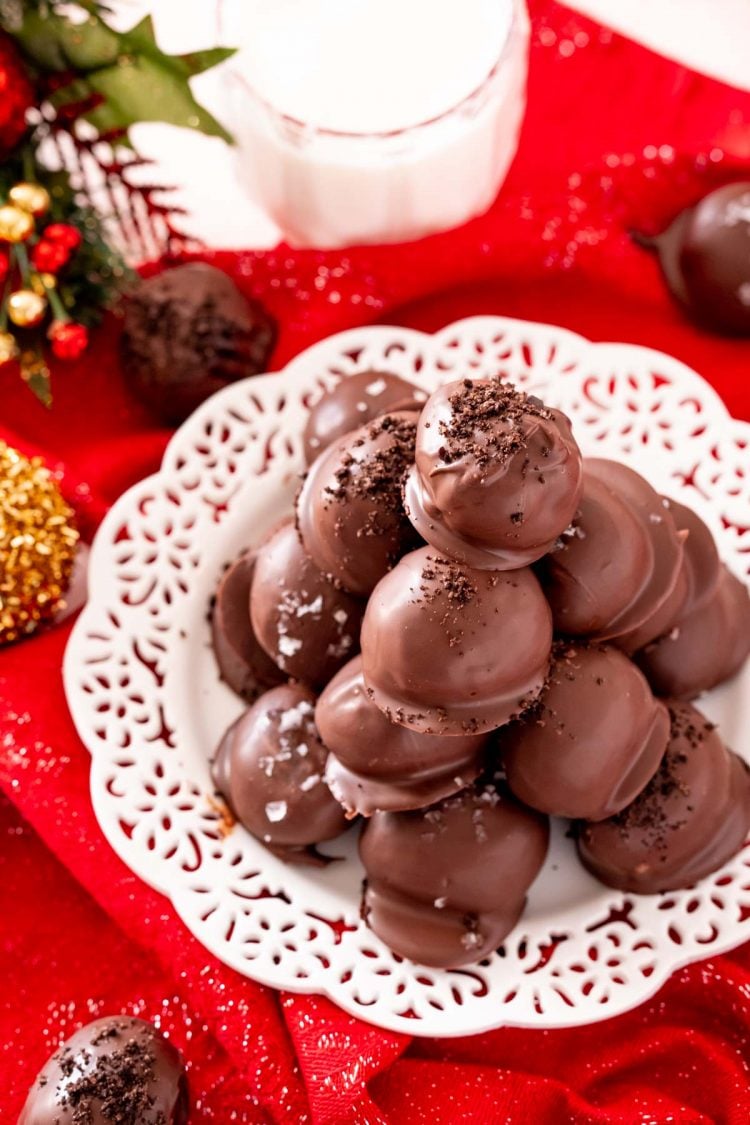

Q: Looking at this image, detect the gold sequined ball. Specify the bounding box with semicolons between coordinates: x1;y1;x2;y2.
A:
0;441;78;645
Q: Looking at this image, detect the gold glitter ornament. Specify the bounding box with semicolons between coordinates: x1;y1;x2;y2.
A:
7;288;46;327
0;331;18;365
0;441;78;645
0;203;34;243
8;182;51;218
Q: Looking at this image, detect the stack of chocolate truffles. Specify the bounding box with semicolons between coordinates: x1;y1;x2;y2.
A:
210;368;750;969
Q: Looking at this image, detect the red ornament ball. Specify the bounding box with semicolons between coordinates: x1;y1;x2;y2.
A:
0;252;8;285
44;223;82;251
48;321;89;361
0;36;34;160
31;239;70;274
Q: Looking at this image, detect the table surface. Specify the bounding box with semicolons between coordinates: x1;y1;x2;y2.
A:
104;0;750;251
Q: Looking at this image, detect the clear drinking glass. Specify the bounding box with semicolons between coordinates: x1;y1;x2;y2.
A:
219;0;530;248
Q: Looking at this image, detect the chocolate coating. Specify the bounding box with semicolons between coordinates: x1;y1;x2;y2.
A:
120;264;277;424
212;683;348;863
360;546;552;735
647;183;750;336
317;655;488;815
211;552;285;701
250;521;364;687
360;784;549;967
501;644;669;821
302;370;425;464
541;459;685;652
638;565;750;699
579;701;750;893
297;411;421;596
19;1016;187;1125
404;378;583;569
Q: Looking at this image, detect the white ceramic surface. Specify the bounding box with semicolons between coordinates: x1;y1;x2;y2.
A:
65;317;750;1036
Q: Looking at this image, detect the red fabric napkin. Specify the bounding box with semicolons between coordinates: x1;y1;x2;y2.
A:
3;1;750;1120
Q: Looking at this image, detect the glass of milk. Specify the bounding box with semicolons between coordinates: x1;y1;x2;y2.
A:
219;0;530;248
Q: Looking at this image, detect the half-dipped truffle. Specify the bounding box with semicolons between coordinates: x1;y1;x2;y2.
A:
638;564;750;699
404;378;582;569
211;551;285;701
19;1016;188;1125
250;521;364;688
578;700;750;893
500;643;669;821
212;682;348;864
542;459;686;652
360;546;552;735
302;369;425;464
360;783;549;967
318;655;489;815
297;411;420;596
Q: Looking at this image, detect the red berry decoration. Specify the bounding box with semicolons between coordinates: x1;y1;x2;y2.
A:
48;321;89;361
43;223;83;251
31;239;70;274
0;252;8;285
0;35;34;160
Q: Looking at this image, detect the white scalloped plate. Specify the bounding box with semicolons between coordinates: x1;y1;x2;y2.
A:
64;317;750;1037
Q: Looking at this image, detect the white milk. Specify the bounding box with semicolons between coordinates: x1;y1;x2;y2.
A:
221;0;529;247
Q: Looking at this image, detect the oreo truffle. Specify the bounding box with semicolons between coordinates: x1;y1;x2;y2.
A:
542;459;686;653
302;369;425;464
19;1015;187;1124
211;551;285;701
317;655;488;815
578;701;750;893
360;784;549;967
644;183;750;335
360;546;552;735
297;411;420;596
404;378;583;569
212;682;348;864
250;521;364;687
638;564;750;699
120;263;277;424
500;643;669;821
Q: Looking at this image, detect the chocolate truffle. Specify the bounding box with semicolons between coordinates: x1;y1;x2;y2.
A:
19;1015;188;1124
360;784;549;967
643;183;750;336
403;378;583;569
250;521;364;688
302;369;425;464
638;565;750;699
361;546;552;735
120;263;277;424
578;701;750;893
317;656;489;815
541;459;686;653
297;411;420;596
212;682;349;864
211;551;285;701
500;643;669;821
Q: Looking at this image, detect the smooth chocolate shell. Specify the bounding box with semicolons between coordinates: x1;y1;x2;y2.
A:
578;700;750;893
637;565;750;699
212;683;348;864
19;1016;188;1125
211;551;285;701
302;370;425;465
360;784;549;967
648;183;750;336
120;263;277;424
404;378;583;569
501;644;669;821
360;546;552;735
317;655;488;815
249;521;364;688
297;411;420;596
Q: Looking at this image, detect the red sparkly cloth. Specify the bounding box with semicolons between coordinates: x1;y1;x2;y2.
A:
3;2;750;1121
